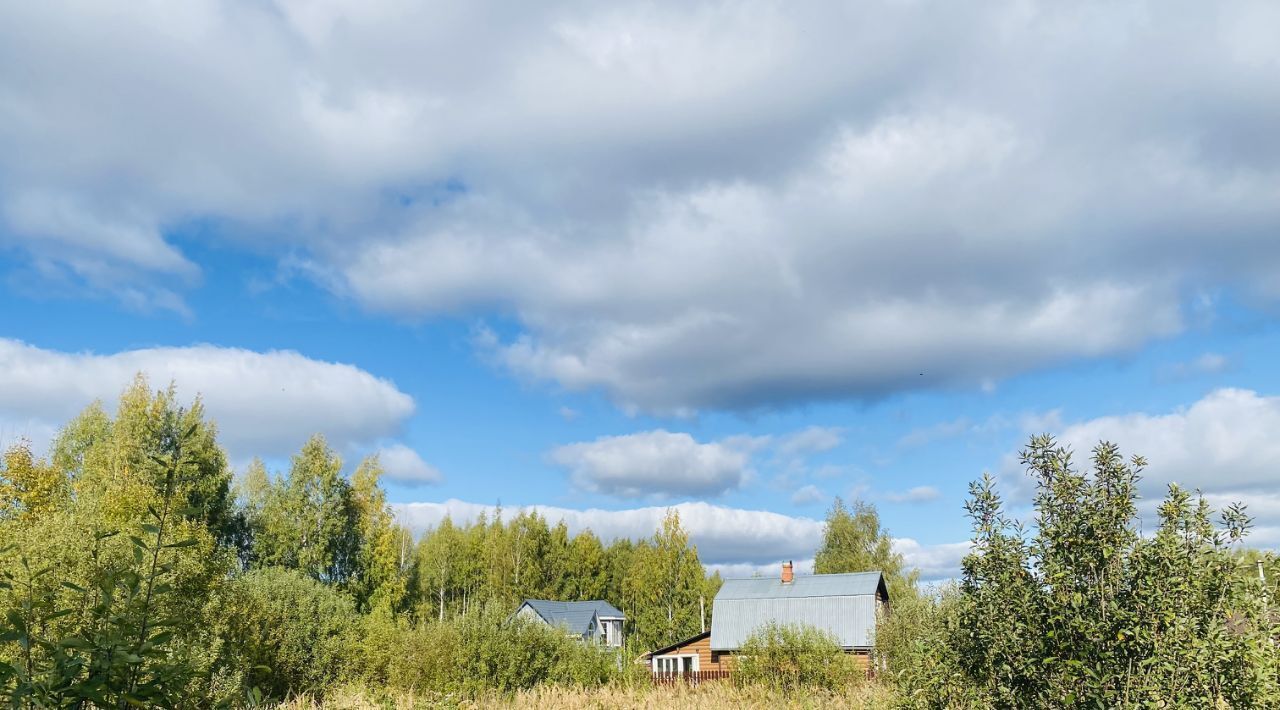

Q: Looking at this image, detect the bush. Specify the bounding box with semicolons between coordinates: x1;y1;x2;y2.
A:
353;603;620;696
733;622;862;692
218;567;360;700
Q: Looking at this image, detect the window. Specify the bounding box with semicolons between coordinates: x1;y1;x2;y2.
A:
652;654;698;675
601;618;622;647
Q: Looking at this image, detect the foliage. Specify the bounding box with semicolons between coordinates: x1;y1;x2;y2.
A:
0;416;229;708
353;603;619;696
0;442;68;521
733;622;863;692
218;567;360;701
814;497;918;601
622;511;714;652
888;436;1280;709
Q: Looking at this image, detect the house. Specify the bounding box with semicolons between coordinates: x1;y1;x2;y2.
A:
646;562;888;675
513;599;626;647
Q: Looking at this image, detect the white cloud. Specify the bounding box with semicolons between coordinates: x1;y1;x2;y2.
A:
376;443;442;486
0;338;415;460
776;426;844;456
3;2;1280;411
550;430;753;499
884;486;943;504
394;497;966;579
892;538;972;582
1002;389;1280;545
791;484;827;506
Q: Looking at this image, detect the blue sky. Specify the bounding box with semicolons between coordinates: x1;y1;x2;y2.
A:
2;0;1280;580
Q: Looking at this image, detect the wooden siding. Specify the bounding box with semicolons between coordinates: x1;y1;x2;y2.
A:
652;633;731;671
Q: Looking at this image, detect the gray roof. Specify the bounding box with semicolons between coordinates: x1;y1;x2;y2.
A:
519;599;624;637
716;571;885;600
710;572;885;651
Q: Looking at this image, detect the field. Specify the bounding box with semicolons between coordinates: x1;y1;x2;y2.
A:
275;682;899;709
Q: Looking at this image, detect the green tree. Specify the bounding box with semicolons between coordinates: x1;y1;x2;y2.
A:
945;436;1280;708
350;454;406;612
250;435;361;586
814;497;917;600
624;511;708;651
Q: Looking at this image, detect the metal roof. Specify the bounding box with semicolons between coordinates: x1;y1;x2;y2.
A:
518;599;624;637
716;571;885;600
710;572;885;651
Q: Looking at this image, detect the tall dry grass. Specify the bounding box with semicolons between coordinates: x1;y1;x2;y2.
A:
274;681;898;709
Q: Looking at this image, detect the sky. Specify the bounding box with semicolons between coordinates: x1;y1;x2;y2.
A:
2;0;1280;582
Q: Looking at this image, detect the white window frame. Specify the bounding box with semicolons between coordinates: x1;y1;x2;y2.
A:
599;617;623;647
651;653;699;675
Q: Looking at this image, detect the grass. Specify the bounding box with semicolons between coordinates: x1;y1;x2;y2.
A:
274;682;899;709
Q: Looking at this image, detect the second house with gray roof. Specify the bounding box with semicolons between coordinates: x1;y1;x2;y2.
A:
514;599;626;647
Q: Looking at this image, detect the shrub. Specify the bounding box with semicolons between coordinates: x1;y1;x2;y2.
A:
353;603;620;696
219;567;360;700
733;622;862;692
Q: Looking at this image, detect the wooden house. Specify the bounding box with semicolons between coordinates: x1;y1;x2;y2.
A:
645;562;888;677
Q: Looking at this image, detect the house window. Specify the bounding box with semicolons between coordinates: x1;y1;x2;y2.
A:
601;619;622;647
653;654;698;675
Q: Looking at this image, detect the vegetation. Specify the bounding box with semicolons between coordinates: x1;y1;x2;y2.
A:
878;436;1280;709
6;375;1273;708
733;622;864;692
0;376;882;706
815;496;918;601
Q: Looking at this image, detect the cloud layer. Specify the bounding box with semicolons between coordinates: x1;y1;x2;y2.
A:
0;338;415;460
395;498;966;580
3;2;1279;411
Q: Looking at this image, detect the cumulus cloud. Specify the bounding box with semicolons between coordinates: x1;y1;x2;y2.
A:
0;338;415;459
4;2;1280;411
884;486;943;504
376;443;442;486
550;430;753;499
394;498;965;579
1002;389;1280;545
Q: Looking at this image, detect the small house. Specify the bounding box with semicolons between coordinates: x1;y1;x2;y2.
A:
514;599;626;647
647;562;888;676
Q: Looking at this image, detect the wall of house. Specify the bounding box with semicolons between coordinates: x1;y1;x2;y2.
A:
653;634;731;671
655;642;873;675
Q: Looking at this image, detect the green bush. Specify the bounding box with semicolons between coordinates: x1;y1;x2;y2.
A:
218;567;360;700
733;622;862;692
354;603;619;696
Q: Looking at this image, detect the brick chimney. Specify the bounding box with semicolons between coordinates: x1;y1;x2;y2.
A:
781;560;794;584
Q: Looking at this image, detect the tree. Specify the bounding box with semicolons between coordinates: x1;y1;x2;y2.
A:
251;435;361;586
350;454;406;611
814;497;917;600
50;376;242;549
0;441;68;520
624;511;708;651
414;516;464;621
946;436;1280;708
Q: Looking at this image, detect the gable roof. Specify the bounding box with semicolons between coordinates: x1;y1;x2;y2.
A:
710;571;886;651
519;599;624;637
645;630;710;658
716;571;886;600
